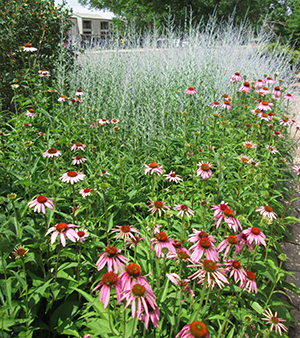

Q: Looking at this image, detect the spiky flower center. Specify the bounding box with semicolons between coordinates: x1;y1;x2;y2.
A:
245;143;254;148
188;87;195;90
189;321;208;338
240;157;249;163
149;162;158;168
48;148;57;154
199;231;208;238
268;112;274;116
61;95;67;98
220;204;228;211
16;248;26;256
83;188;91;193
262;101;269;106
77;230;85;237
105;246;118;257
224;100;231;105
126;263;141;277
223;208;234;217
77;89;82;92
170;173;176;177
67;171;78;177
286;93;292;97
201;163;210;171
132;284;146;296
232;260;241;269
271;316;279;324
101;272;118;286
29;108;34;112
37;195;47;203
24;43;32;47
76;156;81;160
261;113;268;118
180;204;189;210
243;82;250;87
213;101;220;105
203;259;217;272
228;235;238;244
264;205;273;212
76;142;83;146
112;119;118;122
200;238;211;249
121;225;130;233
156;232;168;242
178;250;189;260
251;227;260;235
56;223;68;232
235;72;240;75
247;271;256;280
173;240;182;248
154;201;164;208
262;87;268;90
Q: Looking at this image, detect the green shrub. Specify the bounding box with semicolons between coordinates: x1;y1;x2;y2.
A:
0;0;72;113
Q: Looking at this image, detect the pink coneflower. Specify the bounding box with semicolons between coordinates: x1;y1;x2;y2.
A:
262;309;288;336
92;271;122;308
222;100;232;109
174;204;194;218
255;79;264;88
189;237;219;262
76;89;84;96
58;95;68;102
196;162;213;180
221;94;232;100
98;118;110;125
218;234;241;259
23;43;37;52
167;249;190;262
111;118;119;124
111;225;139;241
257;111;272;121
43;148;62;158
28;195;54;214
121;282;157;318
25;109;37;117
59;171;85;185
257;101;272;111
166;273;195;301
71;142;86;152
211;201;229;219
256;205;277;221
96;246;128;273
292;165;300;175
72;156;87;165
164;171;183;183
79;188;96;197
45;223;79;247
144;162;163;175
141;300;160;329
279;118;290;127
242;271;257;293
119;263;150;290
250;160;260;166
229;72;242;83
75;98;83;103
283;93;295;101
38;69;50;77
239;232;254;252
273;131;285;138
242;227;266;246
12;245;29;259
273;86;282;97
89;122;98;129
150;232;176;258
176;321;210;338
76;228;89;243
145;223;162;234
239;155;251;164
188;260;229;289
126;234;146;249
260;87;271;95
24;123;32;127
100;170;110;176
185;87;197;95
148;200;171;217
263;76;275;84
243;141;256;149
225;260;247;287
211;101;221;108
188;229;216;244
212;204;242;233
265;144;278;154
239;82;251;93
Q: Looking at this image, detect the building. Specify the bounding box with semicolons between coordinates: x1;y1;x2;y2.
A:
69;13;113;46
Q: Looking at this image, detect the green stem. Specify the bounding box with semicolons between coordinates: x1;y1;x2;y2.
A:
72;185;76;224
216;306;232;338
54;244;61;284
107;306;118;336
12;200;20;238
102;190;109;245
193;275;208;321
175;290;183;333
263;261;283;311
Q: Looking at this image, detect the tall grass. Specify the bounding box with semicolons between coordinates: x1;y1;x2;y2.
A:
66;14;298;141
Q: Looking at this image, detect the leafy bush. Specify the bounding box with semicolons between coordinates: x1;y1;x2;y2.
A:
0;0;72;114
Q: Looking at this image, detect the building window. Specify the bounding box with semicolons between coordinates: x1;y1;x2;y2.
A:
83;21;92;30
101;22;109;30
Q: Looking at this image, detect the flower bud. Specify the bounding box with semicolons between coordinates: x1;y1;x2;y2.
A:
7;193;17;200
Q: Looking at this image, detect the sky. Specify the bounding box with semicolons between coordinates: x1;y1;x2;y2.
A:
54;0;114;18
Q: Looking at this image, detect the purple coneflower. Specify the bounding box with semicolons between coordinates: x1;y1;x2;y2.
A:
257;101;272;111
25;109;37;117
196;162;213;180
28;195;54;214
261;309;288;336
222;100;232;109
76;89;84;96
111;225;139;241
144;162;163;175
254;79;264;88
225;260;247;287
141;301;160;330
263;76;275;84
283;93;295;101
119;263;150;291
23;43;37;52
243;141;256;149
96;246;128;273
12;245;29;259
166;273;195;301
189;237;219;262
256;205;277;221
148;200;171;217
242;271;257;293
71;142;86;152
72;156;87;165
59;171;85;185
150;232;176;258
229;72;242;84
76;229;89;243
265;144;278;154
218;234;241;259
174;204;194;218
185;87;197;95
238;82;251;93
242;227;266;246
45;223;79;247
79;188;96;198
164;171;183;183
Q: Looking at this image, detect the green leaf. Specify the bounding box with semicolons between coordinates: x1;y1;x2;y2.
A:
251;301;264;314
